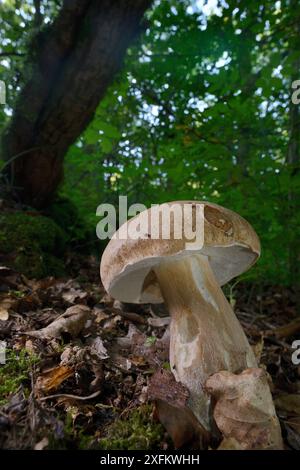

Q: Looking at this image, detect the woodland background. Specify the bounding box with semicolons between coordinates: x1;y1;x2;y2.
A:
0;0;299;451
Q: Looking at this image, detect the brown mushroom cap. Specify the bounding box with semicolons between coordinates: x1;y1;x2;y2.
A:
100;201;260;303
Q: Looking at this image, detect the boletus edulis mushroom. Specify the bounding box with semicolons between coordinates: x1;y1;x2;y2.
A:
100;201;283;449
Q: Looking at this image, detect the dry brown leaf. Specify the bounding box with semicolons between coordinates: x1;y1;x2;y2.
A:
275;394;300;415
90;362;104;392
93;307;109;323
130;356;146;366
148;369;210;449
206;368;283;450
285;424;300;450
217;437;244;450
252;336;264;364
60;345;86;366
24;339;36;354
26;304;91;339
36;365;74;393
148;316;170;327
62;288;87;304
265;318;300;339
285;416;300;434
102;314;122;331
89;336;109;359
34;437;49;450
100;293;114;306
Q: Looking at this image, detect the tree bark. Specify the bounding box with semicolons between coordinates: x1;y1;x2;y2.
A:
235;29;256;178
2;0;151;208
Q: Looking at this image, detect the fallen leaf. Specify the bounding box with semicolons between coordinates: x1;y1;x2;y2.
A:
112;308;147;325
148;369;210;449
130;356;146;366
148;316;170;327
90;362;104;392
265;318;300;339
89;336;109;359
36;365;74;393
25;304;91;339
93;307;109;323
34;437;49;450
60;345;86;366
100;293;114;306
285;416;300;434
206;368;283;450
102;314;122;331
217;437;244;450
18;292;42;312
24;339;36;354
285;423;300;450
275;394;300;415
62;288;87;304
252;336;264;364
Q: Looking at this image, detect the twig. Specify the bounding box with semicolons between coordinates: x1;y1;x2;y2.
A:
109;307;147;325
39;389;101;402
264;318;300;339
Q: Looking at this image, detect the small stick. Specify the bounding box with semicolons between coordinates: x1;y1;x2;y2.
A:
39;390;101;402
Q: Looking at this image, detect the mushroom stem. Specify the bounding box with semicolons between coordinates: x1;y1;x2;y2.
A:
154;253;257;432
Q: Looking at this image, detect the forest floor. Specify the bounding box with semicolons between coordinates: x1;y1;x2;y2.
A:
0;253;300;450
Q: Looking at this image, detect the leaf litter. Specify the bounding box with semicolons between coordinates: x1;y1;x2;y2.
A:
0;255;299;450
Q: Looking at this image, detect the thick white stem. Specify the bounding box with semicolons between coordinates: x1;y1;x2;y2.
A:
154;254;257;432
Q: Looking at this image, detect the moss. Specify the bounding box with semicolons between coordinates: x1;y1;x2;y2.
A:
0;349;39;406
0;211;67;278
47;405;165;450
46;196;94;250
48;411;96;450
98;405;165;450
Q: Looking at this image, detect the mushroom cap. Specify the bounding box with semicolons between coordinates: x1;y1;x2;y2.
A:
100;201;260;303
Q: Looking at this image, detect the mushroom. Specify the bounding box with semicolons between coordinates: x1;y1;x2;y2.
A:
100;201;273;437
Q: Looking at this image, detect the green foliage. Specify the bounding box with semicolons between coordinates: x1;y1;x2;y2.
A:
46;196;95;250
48;411;94;450
0;349;39;405
47;405;165;450
60;0;299;286
0;211;66;278
1;0;300;286
98;405;165;450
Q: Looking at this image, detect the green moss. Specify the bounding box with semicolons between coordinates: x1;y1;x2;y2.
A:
46;196;94;250
48;405;165;450
98;405;165;450
0;211;67;278
48;411;95;450
0;349;39;406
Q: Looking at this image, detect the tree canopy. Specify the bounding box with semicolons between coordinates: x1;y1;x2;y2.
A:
1;0;300;287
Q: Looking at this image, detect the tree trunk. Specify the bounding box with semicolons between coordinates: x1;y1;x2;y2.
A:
2;0;151;208
235;29;256;178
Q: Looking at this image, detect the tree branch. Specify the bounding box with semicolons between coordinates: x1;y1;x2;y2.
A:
0;51;25;58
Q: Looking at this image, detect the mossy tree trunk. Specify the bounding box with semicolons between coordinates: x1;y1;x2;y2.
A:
2;0;151;209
